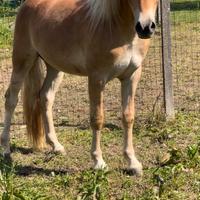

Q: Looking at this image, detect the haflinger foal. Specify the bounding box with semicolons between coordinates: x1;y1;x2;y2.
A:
0;0;158;176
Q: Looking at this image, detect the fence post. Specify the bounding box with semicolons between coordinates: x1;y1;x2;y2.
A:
156;0;161;24
160;0;175;120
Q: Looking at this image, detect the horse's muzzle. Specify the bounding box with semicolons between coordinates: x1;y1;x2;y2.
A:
135;21;156;39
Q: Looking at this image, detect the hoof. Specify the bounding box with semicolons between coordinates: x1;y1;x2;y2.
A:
0;137;11;155
53;145;66;155
0;149;12;164
127;167;143;177
128;162;143;177
94;160;107;170
0;146;11;156
2;153;12;163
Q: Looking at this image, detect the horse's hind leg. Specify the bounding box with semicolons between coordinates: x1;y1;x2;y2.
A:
1;82;21;155
120;66;143;176
39;65;65;154
1;53;37;155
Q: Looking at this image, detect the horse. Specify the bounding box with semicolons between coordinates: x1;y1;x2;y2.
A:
0;0;158;176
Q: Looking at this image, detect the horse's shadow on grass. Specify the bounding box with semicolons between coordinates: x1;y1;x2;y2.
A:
15;165;134;177
15;165;74;177
1;153;137;177
0;155;77;177
0;154;75;176
11;145;33;155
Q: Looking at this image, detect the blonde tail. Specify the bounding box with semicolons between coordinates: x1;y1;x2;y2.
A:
23;58;46;150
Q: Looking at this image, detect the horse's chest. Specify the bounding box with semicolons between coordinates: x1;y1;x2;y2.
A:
113;46;143;73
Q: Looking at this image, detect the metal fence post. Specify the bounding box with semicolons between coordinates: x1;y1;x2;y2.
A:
160;0;175;120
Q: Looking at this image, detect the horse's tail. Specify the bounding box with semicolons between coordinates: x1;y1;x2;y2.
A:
23;58;46;150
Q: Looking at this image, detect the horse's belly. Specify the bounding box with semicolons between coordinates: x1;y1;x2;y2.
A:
37;46;88;76
52;63;88;76
48;60;88;76
60;53;88;75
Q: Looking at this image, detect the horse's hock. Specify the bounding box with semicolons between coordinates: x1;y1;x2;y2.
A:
0;0;200;131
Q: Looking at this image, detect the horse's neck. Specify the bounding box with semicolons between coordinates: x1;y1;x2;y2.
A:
90;1;135;45
118;1;135;31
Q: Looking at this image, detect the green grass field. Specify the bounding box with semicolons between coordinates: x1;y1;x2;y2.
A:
0;112;200;199
173;0;199;2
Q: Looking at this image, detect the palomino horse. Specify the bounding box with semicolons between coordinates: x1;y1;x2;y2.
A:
1;0;158;176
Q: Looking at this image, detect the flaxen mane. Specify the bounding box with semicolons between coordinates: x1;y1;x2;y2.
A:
86;0;121;30
86;0;134;30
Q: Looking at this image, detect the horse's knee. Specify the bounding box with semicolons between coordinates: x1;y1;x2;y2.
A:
122;112;134;128
5;88;10;100
90;114;104;130
4;88;18;110
39;91;54;110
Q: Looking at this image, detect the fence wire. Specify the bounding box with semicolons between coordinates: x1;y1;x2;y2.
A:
171;0;200;113
0;0;199;132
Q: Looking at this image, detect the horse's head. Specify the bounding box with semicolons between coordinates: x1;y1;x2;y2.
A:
133;0;158;39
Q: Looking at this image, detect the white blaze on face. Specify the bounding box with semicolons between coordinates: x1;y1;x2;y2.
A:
132;0;158;25
138;8;157;26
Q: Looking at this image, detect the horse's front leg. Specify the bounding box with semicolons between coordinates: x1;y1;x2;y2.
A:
120;66;143;176
88;77;106;169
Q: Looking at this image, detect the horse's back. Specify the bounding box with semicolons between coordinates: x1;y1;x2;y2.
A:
13;0;89;74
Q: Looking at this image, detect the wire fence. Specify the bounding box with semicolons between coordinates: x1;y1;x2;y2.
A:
171;0;200;113
0;0;199;132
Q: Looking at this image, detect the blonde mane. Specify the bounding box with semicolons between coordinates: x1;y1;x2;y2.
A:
86;0;121;29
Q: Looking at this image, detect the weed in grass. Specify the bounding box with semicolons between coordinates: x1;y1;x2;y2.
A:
138;190;157;200
78;170;110;200
120;192;134;200
152;139;200;199
54;173;71;190
50;172;79;199
0;154;26;200
186;144;200;169
0;17;13;48
187;144;199;160
0;152;50;200
152;146;187;198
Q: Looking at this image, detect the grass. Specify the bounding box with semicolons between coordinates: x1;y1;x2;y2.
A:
0;19;13;49
0;6;14;49
0;112;200;199
173;0;199;2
